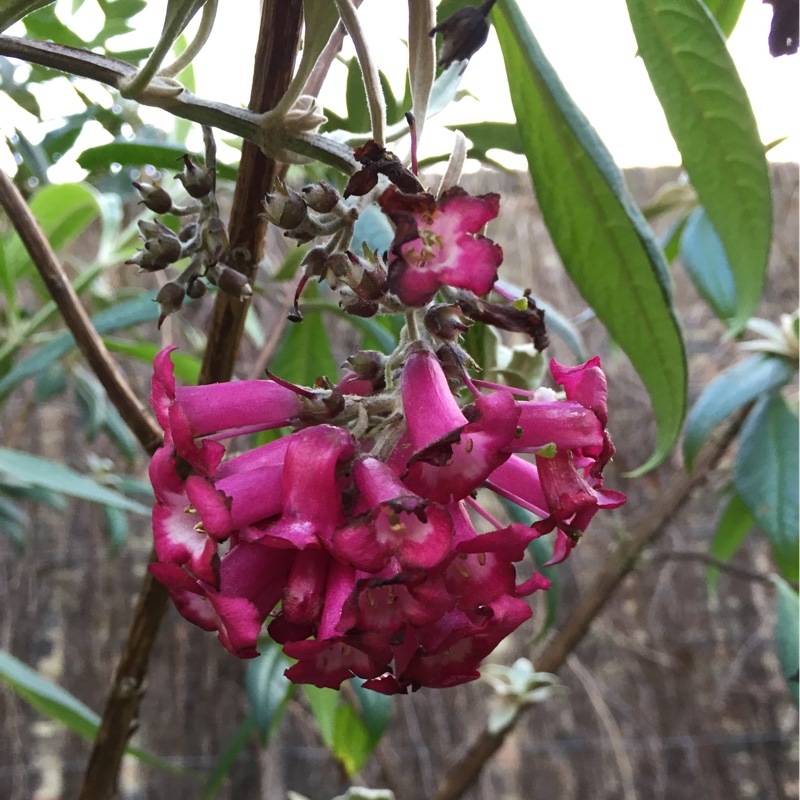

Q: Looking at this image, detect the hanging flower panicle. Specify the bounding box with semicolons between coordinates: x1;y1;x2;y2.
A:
148;127;625;694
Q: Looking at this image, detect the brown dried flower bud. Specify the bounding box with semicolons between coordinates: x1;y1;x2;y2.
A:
203;218;229;265
126;249;170;272
132;181;173;214
144;235;182;265
155;282;185;328
209;265;253;300
302;181;339;213
344;350;388;382
175;154;213;198
186;276;207;299
178;222;198;243
429;0;496;70
137;218;182;266
262;186;308;229
339;287;379;318
301;246;328;279
424;303;472;341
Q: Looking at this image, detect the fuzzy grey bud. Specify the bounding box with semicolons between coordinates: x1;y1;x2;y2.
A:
262;186;307;229
301;181;339;213
155;282;185;328
132;181;173;214
175;154;213;198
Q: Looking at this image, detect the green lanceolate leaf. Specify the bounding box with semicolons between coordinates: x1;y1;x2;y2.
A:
679;207;737;321
494;1;687;473
77;141;239;183
332;702;372;776
104;337;201;384
683;353;796;471
0;650;185;771
772;575;799;705
246;642;294;745
103;505;128;556
734;394;799;581
451;121;523;162
0;291;159;398
302;685;338;749
708;490;755;590
0;495;27;550
0;448;149;515
703;0;747;38
350;679;391;746
3;182;102;282
626;0;771;333
302;684;382;776
0;0;55;33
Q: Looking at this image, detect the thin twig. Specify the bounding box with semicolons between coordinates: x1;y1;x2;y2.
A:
0;34;356;175
649;550;797;589
247;284;295;380
430;408;749;800
567;654;637;800
0;168;171;800
334;0;387;145
0;170;162;455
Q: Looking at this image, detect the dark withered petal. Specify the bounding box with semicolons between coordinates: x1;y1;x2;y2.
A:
764;0;798;56
344;140;423;198
429;0;496;69
458;294;549;351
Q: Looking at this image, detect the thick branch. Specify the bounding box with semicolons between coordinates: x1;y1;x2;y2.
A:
198;0;304;384
430;409;748;800
74;3;305;797
0;170;162;455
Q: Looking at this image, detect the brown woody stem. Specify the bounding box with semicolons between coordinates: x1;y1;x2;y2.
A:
198;0;304;384
72;2;304;797
0;170;163;454
430;408;749;800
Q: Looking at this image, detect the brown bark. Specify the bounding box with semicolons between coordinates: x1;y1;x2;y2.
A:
198;0;304;385
74;3;304;798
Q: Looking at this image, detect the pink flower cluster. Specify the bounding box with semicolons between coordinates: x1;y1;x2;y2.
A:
148;343;624;693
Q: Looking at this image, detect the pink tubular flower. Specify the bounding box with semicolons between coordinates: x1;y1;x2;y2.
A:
330;457;454;572
148;341;624;693
379;186;503;306
248;425;354;550
151;346;304;474
397;346;519;503
150;542;295;659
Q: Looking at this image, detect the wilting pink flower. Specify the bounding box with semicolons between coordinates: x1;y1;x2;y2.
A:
379;186;503;306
